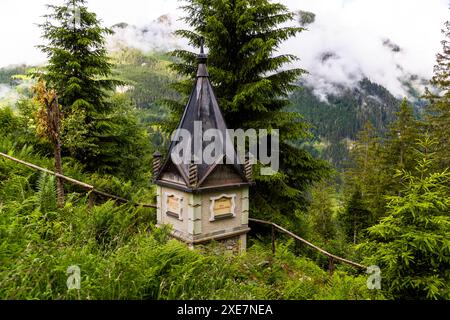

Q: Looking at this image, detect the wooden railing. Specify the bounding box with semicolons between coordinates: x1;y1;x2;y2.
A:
249;218;366;272
0;152;156;209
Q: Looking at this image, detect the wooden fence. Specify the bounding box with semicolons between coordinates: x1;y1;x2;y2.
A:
248;218;366;272
0;151;156;209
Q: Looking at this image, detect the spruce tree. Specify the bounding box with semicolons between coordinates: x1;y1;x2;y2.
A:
383;99;420;171
168;0;330;224
38;0;117;114
339;190;372;244
423;21;450;170
345;122;387;220
382;98;421;194
37;0;149;179
38;0;121;167
361;136;450;299
308;181;336;240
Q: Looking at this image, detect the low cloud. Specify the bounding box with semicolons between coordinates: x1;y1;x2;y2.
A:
281;0;449;99
0;0;447;99
0;84;11;99
107;14;188;53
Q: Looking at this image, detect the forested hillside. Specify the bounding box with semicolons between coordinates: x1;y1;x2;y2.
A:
290;78;402;169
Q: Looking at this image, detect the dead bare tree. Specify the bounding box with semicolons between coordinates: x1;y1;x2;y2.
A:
34;80;65;208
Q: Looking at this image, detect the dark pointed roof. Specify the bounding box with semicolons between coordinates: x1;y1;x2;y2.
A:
155;42;248;191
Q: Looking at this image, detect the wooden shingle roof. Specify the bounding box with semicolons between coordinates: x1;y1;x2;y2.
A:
155;44;249;191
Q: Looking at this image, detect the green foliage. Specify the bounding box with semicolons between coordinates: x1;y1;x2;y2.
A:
339;190;372;244
343;99;425;240
360;137;450;299
112;48;180;115
307;181;337;240
289;78;401;169
423;21;450;170
36;0;151;179
169;0;331;227
38;0;119;114
36;173;57;213
382;99;422;176
0;106;20;136
345;121;388;221
0;65;28;86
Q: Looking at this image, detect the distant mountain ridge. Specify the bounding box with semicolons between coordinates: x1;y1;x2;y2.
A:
1;12;429;170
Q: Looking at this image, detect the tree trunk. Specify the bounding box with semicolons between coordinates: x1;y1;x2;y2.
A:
48;96;64;208
54;139;65;208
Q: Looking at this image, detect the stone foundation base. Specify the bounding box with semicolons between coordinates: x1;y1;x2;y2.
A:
187;234;247;254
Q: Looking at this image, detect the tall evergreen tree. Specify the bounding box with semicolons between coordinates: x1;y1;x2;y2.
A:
168;0;330;225
423;21;450;170
38;0;117;114
382;98;421;193
38;0;118;165
384;99;420;170
339;190;372;244
308;181;336;240
37;0;149;179
361;136;450;299
345;121;387;220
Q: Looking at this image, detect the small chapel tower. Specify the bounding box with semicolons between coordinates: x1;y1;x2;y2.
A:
152;43;252;253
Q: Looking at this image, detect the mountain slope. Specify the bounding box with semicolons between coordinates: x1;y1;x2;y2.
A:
289;78;401;169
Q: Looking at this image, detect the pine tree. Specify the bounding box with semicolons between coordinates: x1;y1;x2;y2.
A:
361;136;450;299
308;181;336;240
168;0;331;224
345;121;387;220
382;98;421;194
33;79;65;208
37;0;150;179
339;190;372;244
423;21;450;170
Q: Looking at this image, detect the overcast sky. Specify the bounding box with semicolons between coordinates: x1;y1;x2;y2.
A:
0;0;448;98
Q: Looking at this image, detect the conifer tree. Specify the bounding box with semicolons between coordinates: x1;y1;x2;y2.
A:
38;0;118;114
38;0;119;165
423;21;450;170
308;181;336;240
38;0;149;179
382;98;421;194
168;0;330;223
361;136;450;299
339;190;372;244
345;122;387;220
384;99;420;170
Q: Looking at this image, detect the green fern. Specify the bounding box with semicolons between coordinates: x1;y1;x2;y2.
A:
36;173;57;213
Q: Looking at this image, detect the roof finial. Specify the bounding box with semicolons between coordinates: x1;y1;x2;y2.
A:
197;36;207;64
200;36;205;54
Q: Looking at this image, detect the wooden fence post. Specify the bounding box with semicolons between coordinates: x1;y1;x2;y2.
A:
88;191;95;211
328;257;335;275
271;224;276;255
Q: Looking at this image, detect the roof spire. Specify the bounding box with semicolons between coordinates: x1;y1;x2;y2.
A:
200;37;205;54
196;36;208;77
